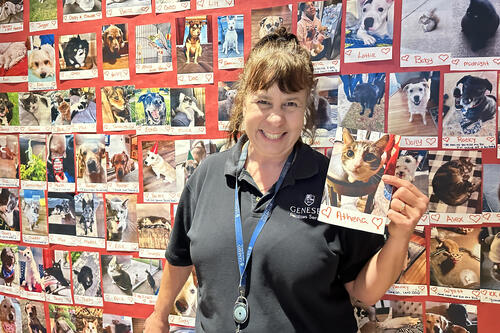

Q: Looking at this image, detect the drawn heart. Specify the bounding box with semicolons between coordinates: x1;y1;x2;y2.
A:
371;217;383;229
426;138;436;145
401;54;409;62
451;59;459;65
321;206;332;219
205;74;212;81
496;213;500;219
51;21;56;26
198;0;205;5
181;2;189;8
328;137;336;145
469;214;481;223
493;58;500;65
225;0;233;5
487;136;495;142
381;47;391;54
332;60;338;65
482;289;487;295
92;69;97;75
418;285;426;291
430;214;440;222
472;290;480;297
438;54;449;62
218;59;223;65
442;137;450;143
141;6;149;12
483;213;491;221
178;75;186;83
430;286;437;293
106;9;112;16
421;215;428;222
345;49;352;56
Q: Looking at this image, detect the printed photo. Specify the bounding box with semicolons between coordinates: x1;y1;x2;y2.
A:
312;75;338;142
73;305;102;333
135;23;172;72
70;87;97;124
483;164;500;213
0;93;19;127
217;15;243;59
395;227;426;285
0;40;28;79
71;251;102;299
443;72;497;137
19;246;44;293
0;0;23;25
251;5;292;47
74;193;105;238
105;134;138;185
171;270;197;320
0;243;19;289
49;304;76;333
20;299;47;333
48;192;76;237
104;314;132;333
142;140;176;194
101;85;136;126
135;88;170;127
388;71;440;136
0;134;19;181
47;134;75;184
43;250;71;299
137;203;171;252
480;227;500;291
20;190;47;237
396;150;429;196
430;227;481;290
63;0;101;14
175;15;213;74
75;134;106;185
175;139;215;188
18;92;52;128
49;90;71;127
217;81;236;123
0;295;21;330
106;194;137;244
132;258;162;297
0;189;19;232
29;0;56;24
339;73;386;132
425;301;477;333
102;24;129;70
58;33;97;72
355;299;422;332
101;255;135;300
28;35;56;84
428;150;482;214
20;135;46;183
170;88;206;128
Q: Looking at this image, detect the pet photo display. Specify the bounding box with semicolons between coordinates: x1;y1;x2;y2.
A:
0;188;20;239
19;134;47;189
135;88;170;134
251;5;292;48
425;301;477;333
74;193;106;248
137;203;171;258
21;190;48;245
47;193;76;246
170;88;206;134
18;92;52;132
43;250;72;304
106;193;138;252
71;251;103;307
217;81;235;129
135;23;173;74
309;75;338;146
217;14;244;69
0;243;20;294
132;258;162;304
102;23;130;81
0;0;23;33
0;40;28;83
0;92;20;130
101;85;136;131
20;299;47;333
70;87;97;132
101;254;135;304
19;246;44;300
142;140;177;202
47;134;75;193
76;134;107;192
58;33;97;81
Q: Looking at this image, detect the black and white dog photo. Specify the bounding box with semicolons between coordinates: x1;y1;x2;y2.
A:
138;91;166;126
62;35;89;70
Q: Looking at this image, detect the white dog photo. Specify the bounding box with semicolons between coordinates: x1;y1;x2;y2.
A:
28;43;55;79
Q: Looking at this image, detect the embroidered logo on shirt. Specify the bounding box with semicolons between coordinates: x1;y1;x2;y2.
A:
304;194;315;206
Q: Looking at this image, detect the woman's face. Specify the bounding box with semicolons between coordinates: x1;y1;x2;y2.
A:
243;83;307;162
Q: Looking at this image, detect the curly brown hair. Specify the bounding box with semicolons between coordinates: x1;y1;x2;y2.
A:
227;27;317;144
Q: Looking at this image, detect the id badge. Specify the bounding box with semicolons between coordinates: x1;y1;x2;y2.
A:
233;296;249;324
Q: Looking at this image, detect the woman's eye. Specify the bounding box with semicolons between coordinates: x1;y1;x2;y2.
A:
284;101;298;108
256;100;270;105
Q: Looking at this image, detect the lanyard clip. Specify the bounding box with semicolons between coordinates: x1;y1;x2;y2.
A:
238;286;246;297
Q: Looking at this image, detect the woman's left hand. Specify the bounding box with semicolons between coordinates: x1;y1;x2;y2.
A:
382;175;429;239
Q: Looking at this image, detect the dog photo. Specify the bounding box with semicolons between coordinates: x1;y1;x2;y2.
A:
217;15;244;69
58;33;97;77
175;15;213;75
170;88;206;131
74;193;104;241
106;0;151;16
175;139;214;188
29;0;56;25
27;35;56;87
19;134;46;183
43;250;72;302
105;194;138;249
70;87;97;125
430;227;481;291
101;85;136;130
18;246;44;296
135;23;172;73
0;134;19;183
0;189;20;232
63;0;101;15
338;73;386;132
443;72;497;140
388;71;440;137
480;227;500;292
71;251;102;302
47;192;76;239
354;299;422;332
49;90;71;128
0;40;28;79
0;0;23;25
137;203;171;256
0;295;21;332
73;304;102;333
142;140;177;199
170;270;197;322
105;134;138;190
20;299;47;333
49;304;76;333
251;5;292;48
101;255;135;303
47;134;75;187
135;88;170;130
483;164;500;213
0;92;19;127
103;314;132;333
310;75;338;145
426;301;477;333
18;92;52;129
217;81;236;127
0;244;19;291
20;190;47;238
131;258;162;302
428;150;482;214
297;1;342;66
102;24;129;69
75;134;107;189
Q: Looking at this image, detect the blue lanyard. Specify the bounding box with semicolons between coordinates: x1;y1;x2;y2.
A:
234;142;294;293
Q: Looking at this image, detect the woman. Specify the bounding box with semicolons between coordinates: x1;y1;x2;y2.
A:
145;28;428;332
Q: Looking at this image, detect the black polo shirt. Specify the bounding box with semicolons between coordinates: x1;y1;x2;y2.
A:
166;136;385;332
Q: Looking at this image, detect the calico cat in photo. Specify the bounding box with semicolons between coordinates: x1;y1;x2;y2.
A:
63;35;89;69
107;256;132;296
432;157;480;206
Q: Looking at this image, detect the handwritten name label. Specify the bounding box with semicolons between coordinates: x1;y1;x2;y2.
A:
104;69;130;81
107;182;139;193
443;136;496;149
77;236;106;248
103;122;136;132
169;126;205;135
63;12;102;22
28;81;57;91
72;123;97;133
137;125;169;135
21;290;45;301
49;234;78;246
77;182;107;193
48;182;76;193
344;46;392;63
0;285;19;296
0;23;23;34
480;289;500;304
139;248;166;259
133;293;157;305
400;53;450;67
318;204;387;235
313;59;340;74
430;285;479;300
107;241;138;252
0;230;20;241
218;57;244;70
177;72;213;85
106;5;151;17
144;192;179;203
156;1;190;13
400;136;438;148
136;62;173;73
22;234;49;245
0;178;19;188
29;20;57;32
104;293;134;304
169;314;195;327
0;75;27;83
74;295;103;307
46;293;72;304
451;56;500;71
428;212;482;225
386;284;427;296
60;69;97;81
218;121;230;132
196;0;234;10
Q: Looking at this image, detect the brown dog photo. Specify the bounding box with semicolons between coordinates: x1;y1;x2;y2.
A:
251;5;292;48
75;134;107;190
20;299;47;333
102;24;128;69
106;134;138;188
175;15;213;74
0;295;21;331
0;244;19;290
101;85;135;129
426;301;477;333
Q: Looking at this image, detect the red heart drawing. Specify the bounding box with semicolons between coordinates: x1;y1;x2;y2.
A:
321;206;332;218
451;59;459;65
381;47;391;54
178;75;186;83
469;214;481;223
419;285;426;291
426;138;436;145
401;54;409;61
225;0;233;5
371;217;384;229
345;49;352;56
496;213;500;219
438;54;449;62
106;9;112;16
205;74;212;81
332;60;338;65
487;136;495;142
421;215;428;222
472;290;480;297
430;287;437;293
218;59;223;65
481;290;487;295
51;21;56;26
430;214;440;222
483;213;491;221
328;137;336;145
493;58;500;65
181;2;189;7
442;137;450;143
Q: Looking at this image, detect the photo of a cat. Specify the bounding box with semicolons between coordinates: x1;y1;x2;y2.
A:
101;254;134;303
428;150;482;214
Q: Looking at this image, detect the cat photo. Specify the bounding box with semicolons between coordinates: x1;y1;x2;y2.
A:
101;255;134;303
130;258;162;302
71;251;102;306
43;250;72;303
59;33;97;73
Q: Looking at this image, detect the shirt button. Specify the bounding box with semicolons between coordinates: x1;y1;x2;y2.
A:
255;197;260;202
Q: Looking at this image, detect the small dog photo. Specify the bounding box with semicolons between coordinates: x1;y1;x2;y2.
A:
388;71;440;136
49;304;76;333
75;134;107;184
20;190;47;237
74;306;102;333
170;88;206;127
297;1;342;61
28;35;56;83
430;227;481;290
63;0;101;14
58;33;96;72
20;299;47;333
29;0;56;23
105;194;137;243
480;227;500;291
43;250;72;298
135;23;172;71
170;270;197;318
70;87;97;124
443;72;497;137
0;244;19;288
71;251;102;298
47;134;75;184
48;192;76;237
0;40;27;77
426;301;477;333
18;92;52;127
130;258;162;297
217;15;244;59
101;255;135;299
142;140;176;193
175;139;214;187
395;150;429;196
0;189;20;232
345;0;394;48
102;24;128;69
136;88;170;127
0;92;19;126
175;16;213;74
354;299;422;332
0;134;19;180
339;73;386;132
313;75;339;140
251;5;292;47
19;134;47;182
103;314;132;333
428;150;482;214
137;203;171;252
101;85;135;125
483;164;500;213
217;81;236;123
0;0;23;25
75;193;105;238
0;295;21;332
18;246;44;293
105;134;138;185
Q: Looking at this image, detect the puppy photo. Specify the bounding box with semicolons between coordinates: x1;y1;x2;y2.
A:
0;134;19;180
69;87;97;125
29;0;56;24
63;0;101;14
106;194;137;245
218;15;243;59
339;73;386;132
171;90;205;128
59;33;96;72
136;88;169;127
0;93;15;126
175;16;213;74
251;5;292;47
105;134;138;184
21;190;48;237
71;251;102;299
101;85;134;126
0;296;21;333
395;150;428;194
135;23;172;73
48;193;76;238
0;188;20;232
355;300;422;332
20;299;46;333
388;71;440;137
137;203;171;252
19;246;44;293
0;245;18;288
102;24;128;68
103;314;132;333
142;140;177;195
28;35;56;82
0;0;23;24
47;134;75;184
19;134;47;182
426;302;477;333
75;134;107;185
19;92;52;127
75;193;104;238
0;41;27;74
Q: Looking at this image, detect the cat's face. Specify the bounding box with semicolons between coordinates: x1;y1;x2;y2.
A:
341;128;389;183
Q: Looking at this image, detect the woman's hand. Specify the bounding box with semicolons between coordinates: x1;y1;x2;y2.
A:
144;310;170;333
382;175;429;239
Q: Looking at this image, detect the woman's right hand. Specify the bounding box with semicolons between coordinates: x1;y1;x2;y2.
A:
144;310;170;333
